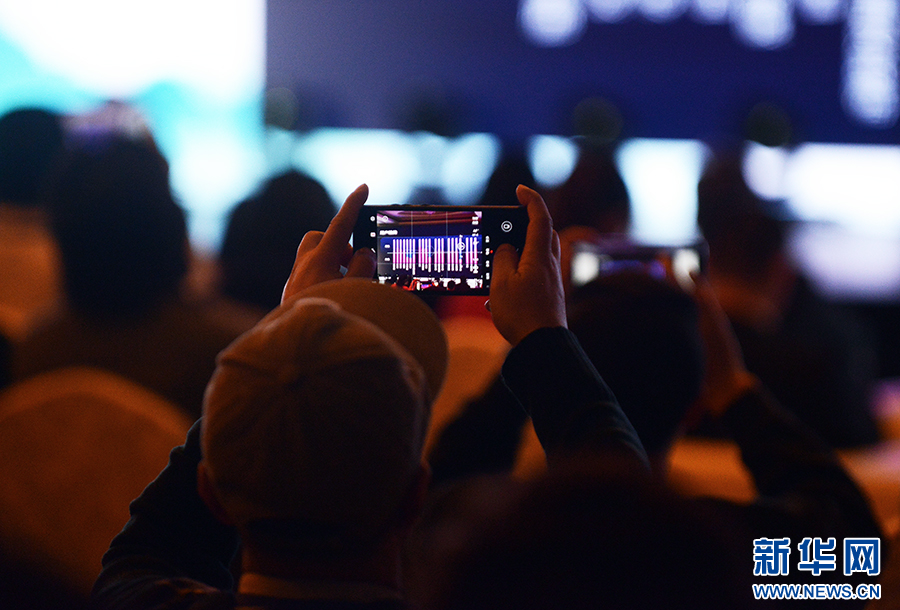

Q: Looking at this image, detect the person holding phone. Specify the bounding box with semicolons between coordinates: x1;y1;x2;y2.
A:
92;184;646;610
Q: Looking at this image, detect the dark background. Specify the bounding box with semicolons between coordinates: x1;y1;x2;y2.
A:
266;0;898;146
266;0;900;377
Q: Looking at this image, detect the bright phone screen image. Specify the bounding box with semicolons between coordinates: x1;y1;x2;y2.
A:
374;209;488;292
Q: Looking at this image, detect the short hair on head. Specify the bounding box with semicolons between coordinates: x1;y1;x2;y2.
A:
477;152;536;208
220;170;336;311
46;135;187;319
0;108;64;206
568;271;704;455
696;153;786;280
547;145;630;233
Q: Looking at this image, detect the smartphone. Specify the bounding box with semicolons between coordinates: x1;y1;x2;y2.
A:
353;204;528;295
570;238;708;292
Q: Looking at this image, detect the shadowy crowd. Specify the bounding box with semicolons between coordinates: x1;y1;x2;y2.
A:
0;105;896;609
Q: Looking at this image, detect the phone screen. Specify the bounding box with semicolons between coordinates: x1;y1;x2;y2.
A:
571;239;706;292
354;205;527;295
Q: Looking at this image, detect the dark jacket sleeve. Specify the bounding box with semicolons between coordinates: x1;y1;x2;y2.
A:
427;374;529;487
91;419;239;610
500;327;649;471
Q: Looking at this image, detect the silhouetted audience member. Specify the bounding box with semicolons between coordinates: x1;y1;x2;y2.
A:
0;111;84;610
427;269;882;607
0;107;65;340
697;152;880;447
12;136;253;419
92;185;649;609
568;272;705;465
546;144;630;234
0;545;89;610
572;272;882;604
219;170;336;312
0;108;64;205
428;464;751;610
477;151;537;208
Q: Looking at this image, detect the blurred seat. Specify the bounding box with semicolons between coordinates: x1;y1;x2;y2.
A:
0;366;192;595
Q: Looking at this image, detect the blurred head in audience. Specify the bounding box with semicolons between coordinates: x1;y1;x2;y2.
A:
695;152;799;336
430;461;750;610
478;151;537;208
0;108;64;207
0;331;9;392
696;153;788;286
46;135;188;320
547;145;630;234
219;170;336;311
198;279;447;575
568;271;705;468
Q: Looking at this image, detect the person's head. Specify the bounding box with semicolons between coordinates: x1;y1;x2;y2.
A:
0;108;64;207
478;152;536;208
198;279;448;567
696;153;786;283
547;145;630;234
220;170;336;311
431;459;751;610
568;271;705;462
46;135;187;320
